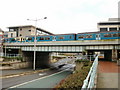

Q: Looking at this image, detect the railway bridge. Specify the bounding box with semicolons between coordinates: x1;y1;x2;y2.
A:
3;39;120;68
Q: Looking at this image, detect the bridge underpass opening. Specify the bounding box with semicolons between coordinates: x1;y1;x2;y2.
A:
22;51;84;69
22;51;50;69
50;52;83;63
87;50;112;61
117;50;120;60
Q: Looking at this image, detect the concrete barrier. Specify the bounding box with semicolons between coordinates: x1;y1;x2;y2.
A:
0;58;3;61
1;62;32;70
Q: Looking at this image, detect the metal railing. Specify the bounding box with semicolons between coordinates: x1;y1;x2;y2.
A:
0;53;21;57
0;53;4;57
84;55;95;61
81;55;98;89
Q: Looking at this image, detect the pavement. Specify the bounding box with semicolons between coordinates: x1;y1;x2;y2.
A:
1;68;50;79
97;61;120;89
2;69;34;76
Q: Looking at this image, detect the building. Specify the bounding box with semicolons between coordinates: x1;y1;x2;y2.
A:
97;18;120;32
3;31;8;38
0;28;4;54
7;25;53;38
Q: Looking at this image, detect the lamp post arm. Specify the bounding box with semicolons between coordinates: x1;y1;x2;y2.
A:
27;17;47;70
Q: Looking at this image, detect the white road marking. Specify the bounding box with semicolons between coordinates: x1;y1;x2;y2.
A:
9;70;67;89
38;73;46;76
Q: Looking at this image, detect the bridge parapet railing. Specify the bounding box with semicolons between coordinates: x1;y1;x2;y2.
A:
81;55;98;89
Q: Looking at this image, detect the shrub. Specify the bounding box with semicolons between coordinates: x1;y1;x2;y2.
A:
3;56;23;62
55;61;92;89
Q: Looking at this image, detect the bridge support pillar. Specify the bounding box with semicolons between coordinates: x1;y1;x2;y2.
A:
22;51;33;68
118;50;120;60
112;49;118;61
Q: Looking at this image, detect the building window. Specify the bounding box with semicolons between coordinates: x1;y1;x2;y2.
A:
4;35;8;38
119;27;120;30
22;38;25;41
100;28;108;32
9;29;14;32
14;28;18;31
109;28;117;31
20;28;22;31
11;33;13;37
29;30;31;32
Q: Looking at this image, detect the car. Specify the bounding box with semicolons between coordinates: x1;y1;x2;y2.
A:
59;64;76;72
58;64;67;68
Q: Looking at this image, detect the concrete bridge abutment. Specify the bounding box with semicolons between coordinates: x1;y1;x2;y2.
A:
112;49;118;61
22;51;50;68
36;52;50;68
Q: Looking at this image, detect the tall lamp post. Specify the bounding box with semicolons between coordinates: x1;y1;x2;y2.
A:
27;17;47;70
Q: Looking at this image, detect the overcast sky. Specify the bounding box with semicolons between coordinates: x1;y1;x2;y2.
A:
0;0;119;34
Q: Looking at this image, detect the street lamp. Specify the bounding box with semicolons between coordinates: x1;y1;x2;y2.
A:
27;17;47;70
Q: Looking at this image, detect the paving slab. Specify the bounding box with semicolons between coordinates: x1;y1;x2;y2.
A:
97;73;119;88
97;61;120;89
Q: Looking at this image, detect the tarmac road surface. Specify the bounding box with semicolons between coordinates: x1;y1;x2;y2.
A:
2;69;59;89
8;70;71;89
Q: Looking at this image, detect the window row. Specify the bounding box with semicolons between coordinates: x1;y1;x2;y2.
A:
100;27;120;32
104;33;120;37
24;36;72;40
78;35;93;39
58;36;72;39
78;33;120;39
38;37;50;40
